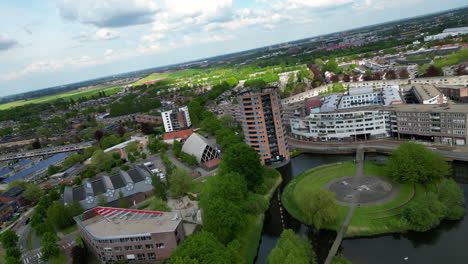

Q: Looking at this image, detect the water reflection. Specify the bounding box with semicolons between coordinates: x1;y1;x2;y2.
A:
255;153;468;264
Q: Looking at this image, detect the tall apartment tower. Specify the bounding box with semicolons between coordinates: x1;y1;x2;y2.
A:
238;88;289;165
162;106;192;132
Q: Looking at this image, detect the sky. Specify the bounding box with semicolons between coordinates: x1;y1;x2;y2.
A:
0;0;466;97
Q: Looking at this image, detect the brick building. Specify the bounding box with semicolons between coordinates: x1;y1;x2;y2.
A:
75;207;185;263
238;88;289;165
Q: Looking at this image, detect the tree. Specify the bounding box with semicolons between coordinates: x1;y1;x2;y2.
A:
216;128;242;149
91;150;115;172
100;135;120;149
117;125;126;137
141;123;154;134
220;114;235;128
219;143;263;191
173;140;182;157
66;201;83;218
41;232;60;260
268;229;315;264
168;168;193;198
32;139;41;149
330;74;339;83
47;165;60;176
23;184;45;202
436;178;465;220
47;203;71;230
202;198;243;244
425;65;442;77
342;74;350;82
385;70;397;80
455;64;467;76
94;130;104;141
168;232;230;264
83;145;99;159
386;142;450;183
372;72;382;80
118;191;130;208
149;198;171;212
63;154;84;168
0;230;19;248
71;245;87;264
399;68;410;79
152;175;168;201
402;193;445;232
6;248;21;259
297;188;339;228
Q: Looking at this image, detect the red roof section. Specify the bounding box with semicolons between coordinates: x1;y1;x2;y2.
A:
93;207;164;217
203;158;220;169
163;129;193;141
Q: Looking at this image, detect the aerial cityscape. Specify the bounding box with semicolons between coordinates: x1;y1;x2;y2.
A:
0;1;467;264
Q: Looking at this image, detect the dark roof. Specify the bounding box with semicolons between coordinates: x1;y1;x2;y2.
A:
128;169;144;183
1;187;24;199
91;178;105;195
73;185;85;201
110;174;125;189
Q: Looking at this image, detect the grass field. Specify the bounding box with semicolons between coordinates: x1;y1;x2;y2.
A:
50;249;66;264
0;84;124;110
282;162;356;229
282;161;427;237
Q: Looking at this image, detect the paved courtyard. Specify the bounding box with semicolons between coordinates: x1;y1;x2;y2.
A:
327;175;400;206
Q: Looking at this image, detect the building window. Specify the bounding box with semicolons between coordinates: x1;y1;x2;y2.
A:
147;253;156;260
117;255;124;260
156;243;165;249
137;254;145;260
114;247;121;252
125;246;132;251
146;244;154;249
135;245;143;250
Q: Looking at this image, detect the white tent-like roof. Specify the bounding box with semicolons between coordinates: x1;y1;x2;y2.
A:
181;133;210;164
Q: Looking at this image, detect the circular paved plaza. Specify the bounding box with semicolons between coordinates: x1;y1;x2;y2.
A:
327;175;399;206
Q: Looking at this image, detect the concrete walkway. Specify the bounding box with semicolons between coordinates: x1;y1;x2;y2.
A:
324;148;364;264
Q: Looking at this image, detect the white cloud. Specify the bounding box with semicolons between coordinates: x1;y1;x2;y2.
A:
57;0;160;27
273;0;354;10
1;50;133;80
95;28;120;40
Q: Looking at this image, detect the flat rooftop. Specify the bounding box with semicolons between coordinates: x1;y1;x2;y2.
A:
80;207;180;239
412;85;442;101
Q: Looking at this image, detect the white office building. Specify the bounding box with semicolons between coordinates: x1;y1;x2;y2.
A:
162;106;192;132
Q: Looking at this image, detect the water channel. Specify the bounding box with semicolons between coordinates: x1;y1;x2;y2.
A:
255;153;468;264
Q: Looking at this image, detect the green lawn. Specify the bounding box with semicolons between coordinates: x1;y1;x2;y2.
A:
282;162;356;228
282;161;429;237
0;84;123;110
133;73;170;86
189;177;210;194
50;249;66;264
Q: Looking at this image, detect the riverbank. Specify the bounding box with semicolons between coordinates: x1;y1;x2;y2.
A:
282;161;429;237
238;169;282;264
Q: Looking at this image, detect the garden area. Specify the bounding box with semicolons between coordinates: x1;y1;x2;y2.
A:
282;142;465;238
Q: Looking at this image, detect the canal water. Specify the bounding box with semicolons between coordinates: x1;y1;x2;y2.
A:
255;153;468;264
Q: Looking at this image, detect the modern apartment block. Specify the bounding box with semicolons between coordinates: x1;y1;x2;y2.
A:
238;88;289;165
75;207;185;263
290;104;468;145
162;106;191;132
291;109;388;141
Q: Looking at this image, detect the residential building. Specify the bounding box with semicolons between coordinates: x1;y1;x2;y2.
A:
291;109;388;141
64;165;154;210
290;104;468;145
75;207;185;263
411;85;447;104
162;106;191;133
434;85;468;102
238;88;289;165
